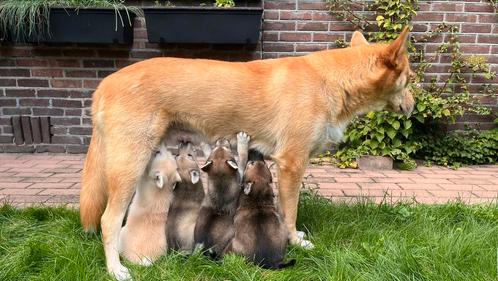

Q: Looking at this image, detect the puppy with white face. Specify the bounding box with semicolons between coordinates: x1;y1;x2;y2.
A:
166;140;205;254
224;159;294;269
194;132;250;259
119;144;181;266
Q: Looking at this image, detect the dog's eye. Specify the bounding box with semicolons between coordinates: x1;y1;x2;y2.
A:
155;151;161;156
187;154;194;160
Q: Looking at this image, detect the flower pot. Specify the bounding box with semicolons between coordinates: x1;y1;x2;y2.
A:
143;4;263;44
8;8;135;44
358;156;394;170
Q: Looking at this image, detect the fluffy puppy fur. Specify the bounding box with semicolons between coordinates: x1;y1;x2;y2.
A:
166;140;205;253
225;159;294;269
194;133;249;258
118;144;180;266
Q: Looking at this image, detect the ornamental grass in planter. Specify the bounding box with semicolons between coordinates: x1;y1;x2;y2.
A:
144;0;263;44
0;0;140;44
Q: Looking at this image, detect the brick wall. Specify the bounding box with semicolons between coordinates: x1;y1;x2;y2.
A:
0;0;497;153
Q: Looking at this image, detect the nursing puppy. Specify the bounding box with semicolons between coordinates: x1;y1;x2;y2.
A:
194;132;249;259
167;140;205;254
118;144;180;266
225;159;294;269
81;28;415;279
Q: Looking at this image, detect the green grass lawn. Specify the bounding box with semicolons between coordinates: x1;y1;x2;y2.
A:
1;193;498;280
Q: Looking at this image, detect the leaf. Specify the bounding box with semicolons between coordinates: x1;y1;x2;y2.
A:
404;120;412;129
417;103;426;112
392;121;400;130
442;109;451;116
387;128;396;140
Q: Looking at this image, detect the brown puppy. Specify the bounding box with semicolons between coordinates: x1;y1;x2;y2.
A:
225;159;294;269
118;144;180;266
166;140;205;254
80;28;414;279
194;132;249;259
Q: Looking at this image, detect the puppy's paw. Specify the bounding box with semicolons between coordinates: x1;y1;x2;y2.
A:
109;263;132;281
296;231;306;239
237;132;250;148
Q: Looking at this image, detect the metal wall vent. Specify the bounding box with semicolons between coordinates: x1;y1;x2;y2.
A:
11;116;51;145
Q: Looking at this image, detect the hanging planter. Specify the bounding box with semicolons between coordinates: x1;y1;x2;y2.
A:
0;1;138;44
143;1;263;44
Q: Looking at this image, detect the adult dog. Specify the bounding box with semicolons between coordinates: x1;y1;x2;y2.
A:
80;28;414;280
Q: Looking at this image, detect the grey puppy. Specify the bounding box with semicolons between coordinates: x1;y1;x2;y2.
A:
224;159;295;269
194;132;249;259
166;140;205;254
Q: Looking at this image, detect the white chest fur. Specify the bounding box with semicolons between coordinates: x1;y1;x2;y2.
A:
311;122;349;155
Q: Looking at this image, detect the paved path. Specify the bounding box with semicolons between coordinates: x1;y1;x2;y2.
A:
0;153;497;207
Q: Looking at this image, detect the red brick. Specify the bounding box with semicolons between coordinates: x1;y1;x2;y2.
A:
48;59;81;67
0;68;30;77
280;11;312;20
297;22;328;31
460;45;490;54
263;21;295;31
298;2;327;10
62;49;96;57
373;177;414;183
295;44;328;52
335;177;373;183
450;178;495;185
461;24;492;33
83;80;101;89
65;70;96;78
477;35;498;44
29;182;75;189
399;183;441;190
445;14;477;23
17;79;49;87
357;183;402;190
431;2;463;12
263;10;279;20
415;13;444;22
50;79;83;88
32;69;64;78
479;14;497;23
264;2;296;10
438;184;484;191
465;3;495;13
313;33;344;42
280;32;311;42
263;43;294;52
16;59;48;67
329;23;355;31
319;182;358;189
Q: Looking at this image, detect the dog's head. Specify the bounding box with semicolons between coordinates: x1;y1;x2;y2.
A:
200;138;238;176
149;144;181;189
175;141;201;185
349;27;415;116
241;160;274;200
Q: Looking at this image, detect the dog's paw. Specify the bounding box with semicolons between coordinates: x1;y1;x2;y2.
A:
138;257;153;267
237;132;250;148
110;263;132;281
297;238;314;249
296;231;306;239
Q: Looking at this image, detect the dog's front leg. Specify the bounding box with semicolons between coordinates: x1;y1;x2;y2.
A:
274;149;314;249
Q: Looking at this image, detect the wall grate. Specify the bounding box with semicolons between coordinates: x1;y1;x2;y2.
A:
11;116;51;145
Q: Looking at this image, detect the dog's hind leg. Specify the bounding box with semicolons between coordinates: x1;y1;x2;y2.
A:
101;113;170;280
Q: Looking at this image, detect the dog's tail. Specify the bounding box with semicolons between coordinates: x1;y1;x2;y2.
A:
80;125;107;233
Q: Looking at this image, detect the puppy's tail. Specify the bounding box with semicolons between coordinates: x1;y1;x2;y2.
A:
261;259;296;270
80;127;107;233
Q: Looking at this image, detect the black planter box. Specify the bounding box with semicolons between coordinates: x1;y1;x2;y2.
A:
14;8;135;44
143;6;263;44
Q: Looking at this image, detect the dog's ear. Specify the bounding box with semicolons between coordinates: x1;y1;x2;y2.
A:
350;30;369;47
200;160;213;172
227;159;238;170
190;170;200;184
384;26;410;68
154;172;164;189
243;182;253;195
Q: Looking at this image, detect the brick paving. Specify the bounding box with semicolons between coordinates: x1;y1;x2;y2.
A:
0;153;497;207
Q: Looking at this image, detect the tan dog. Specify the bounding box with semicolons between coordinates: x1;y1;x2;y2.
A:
166;140;205;254
118;144;180;266
80;28;414;279
225;159;294;269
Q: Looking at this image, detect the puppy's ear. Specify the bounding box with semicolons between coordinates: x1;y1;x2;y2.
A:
154;172;164;189
243;182;253;195
384;26;410;68
227;160;238;170
190;170;200;184
350;30;369;47
200;160;213;172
